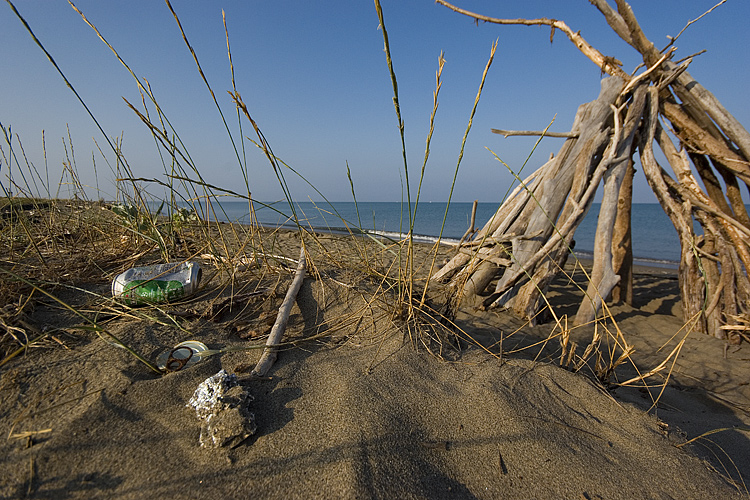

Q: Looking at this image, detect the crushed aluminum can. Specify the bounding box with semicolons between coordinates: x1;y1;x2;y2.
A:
112;261;202;306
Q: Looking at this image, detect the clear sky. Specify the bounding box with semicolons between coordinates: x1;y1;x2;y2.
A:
2;1;748;204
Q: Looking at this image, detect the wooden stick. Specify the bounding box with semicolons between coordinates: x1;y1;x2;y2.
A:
491;129;578;139
251;245;307;377
640;87;707;333
611;157;635;305
660;100;750;186
661;0;726;51
457;200;479;246
435;0;629;79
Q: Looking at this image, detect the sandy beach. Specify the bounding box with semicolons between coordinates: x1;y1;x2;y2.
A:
2;215;749;499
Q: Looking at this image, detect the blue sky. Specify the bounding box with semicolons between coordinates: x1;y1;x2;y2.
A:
2;1;748;203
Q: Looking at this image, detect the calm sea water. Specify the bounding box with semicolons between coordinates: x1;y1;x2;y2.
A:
182;200;685;268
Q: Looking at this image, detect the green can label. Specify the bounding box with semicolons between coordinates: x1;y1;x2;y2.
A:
122;280;185;305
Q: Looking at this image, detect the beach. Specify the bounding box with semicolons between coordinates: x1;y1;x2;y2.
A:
1;208;749;499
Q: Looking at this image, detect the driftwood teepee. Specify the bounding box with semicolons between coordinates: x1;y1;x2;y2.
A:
433;1;750;343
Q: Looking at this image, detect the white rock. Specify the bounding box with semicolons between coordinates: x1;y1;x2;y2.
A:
188;370;257;448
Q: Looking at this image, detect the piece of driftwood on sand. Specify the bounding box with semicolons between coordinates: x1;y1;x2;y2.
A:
251;244;307;377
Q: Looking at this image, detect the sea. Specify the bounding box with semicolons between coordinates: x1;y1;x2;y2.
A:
175;200;688;269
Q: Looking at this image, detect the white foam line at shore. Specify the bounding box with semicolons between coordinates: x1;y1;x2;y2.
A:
253;221;680;269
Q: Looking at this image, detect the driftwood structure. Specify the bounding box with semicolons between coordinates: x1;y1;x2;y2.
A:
434;1;750;343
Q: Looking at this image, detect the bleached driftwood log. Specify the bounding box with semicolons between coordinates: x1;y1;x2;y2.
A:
575;84;647;325
611;155;635;305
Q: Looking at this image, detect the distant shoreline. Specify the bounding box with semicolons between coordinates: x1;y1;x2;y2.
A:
147;199;686;270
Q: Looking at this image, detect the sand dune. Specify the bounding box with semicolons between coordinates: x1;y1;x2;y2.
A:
2;229;748;499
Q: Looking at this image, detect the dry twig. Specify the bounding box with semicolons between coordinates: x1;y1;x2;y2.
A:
251;245;307;377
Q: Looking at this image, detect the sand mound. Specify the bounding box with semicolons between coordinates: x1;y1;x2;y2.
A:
2;262;747;499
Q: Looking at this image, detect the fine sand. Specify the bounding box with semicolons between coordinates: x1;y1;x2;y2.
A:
2;227;749;499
